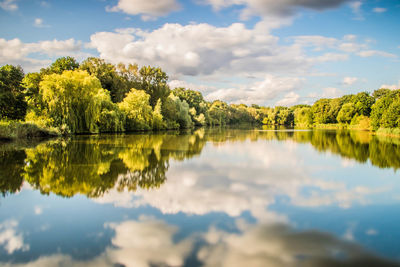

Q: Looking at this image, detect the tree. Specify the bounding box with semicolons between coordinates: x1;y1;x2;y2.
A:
370;90;399;130
294;107;313;127
118;88;154;131
351;92;375;116
39;70;108;133
311;99;332;124
0;65;27;120
42;56;79;75
372;88;391;100
138;66;170;108
80;57;129;103
337;103;356;124
381;97;400;128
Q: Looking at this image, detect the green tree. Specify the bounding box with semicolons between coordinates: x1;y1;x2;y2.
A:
337;103;356;124
80;57;129;103
118;88;154;131
39;70;108;133
294;107;313;127
311;99;332;124
42;56;79;75
0;65;27;120
351;92;375;116
138;66;170;108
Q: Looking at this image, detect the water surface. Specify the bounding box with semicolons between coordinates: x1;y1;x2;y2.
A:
1;128;400;266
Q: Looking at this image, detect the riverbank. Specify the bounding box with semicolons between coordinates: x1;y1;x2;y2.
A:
0;121;60;141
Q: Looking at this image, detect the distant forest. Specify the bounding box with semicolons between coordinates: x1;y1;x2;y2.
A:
1;56;399;135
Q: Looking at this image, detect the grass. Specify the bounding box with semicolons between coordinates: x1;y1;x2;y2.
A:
0;121;59;141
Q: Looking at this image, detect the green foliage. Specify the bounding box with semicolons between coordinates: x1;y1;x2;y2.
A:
119;88;154;131
138;66;170;108
0;65;27;120
208;100;229;125
294;107;313;127
0;120;58;140
311;99;333;124
351;92;375;116
168;94;193;128
370;90;399;130
80;57;129;103
372;88;391;99
172;87;208;125
337;103;356;124
39;70;107;133
42;56;79;75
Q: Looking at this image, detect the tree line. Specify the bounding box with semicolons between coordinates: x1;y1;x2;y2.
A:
1;56;399;134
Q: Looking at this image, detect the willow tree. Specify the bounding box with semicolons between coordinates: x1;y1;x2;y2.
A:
39;70;108;133
118;88;154;131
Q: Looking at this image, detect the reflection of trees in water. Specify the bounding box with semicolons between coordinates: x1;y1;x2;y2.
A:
1;128;400;197
0;149;25;196
11;130;206;198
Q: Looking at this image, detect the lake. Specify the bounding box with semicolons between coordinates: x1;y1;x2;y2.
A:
1;128;400;267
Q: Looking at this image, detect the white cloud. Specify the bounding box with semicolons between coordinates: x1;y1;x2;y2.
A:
343;76;358;85
380;80;400;90
350;1;363;20
322;87;343;98
373;7;387;13
0;220;29;254
201;0;349;20
0;38;85;72
107;0;180;20
33;18;49;28
0;0;17;11
204;75;303;106
357;50;397;58
89;22;318;83
275;92;300;106
366;228;378;236
34;18;43;27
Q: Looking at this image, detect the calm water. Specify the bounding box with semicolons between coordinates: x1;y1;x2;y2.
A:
1;128;400;267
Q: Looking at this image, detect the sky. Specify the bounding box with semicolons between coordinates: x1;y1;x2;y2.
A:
0;0;399;106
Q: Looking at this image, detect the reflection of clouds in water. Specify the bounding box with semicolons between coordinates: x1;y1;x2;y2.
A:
1;218;399;267
0;220;29;254
104;216;193;267
198;222;400;267
1;218;192;267
94;141;387;218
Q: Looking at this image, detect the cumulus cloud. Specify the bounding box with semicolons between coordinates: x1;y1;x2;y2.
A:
201;0;349;20
0;0;17;11
0;38;85;71
373;7;387;13
204;75;304;106
89;22;311;78
106;0;180;20
357;50;397;58
275;92;300;106
343;76;358;85
380;80;400;90
0;220;29;254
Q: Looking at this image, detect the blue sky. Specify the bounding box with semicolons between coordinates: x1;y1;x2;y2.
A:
0;0;399;106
